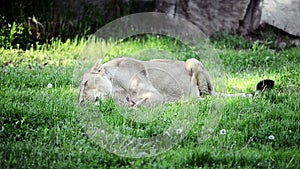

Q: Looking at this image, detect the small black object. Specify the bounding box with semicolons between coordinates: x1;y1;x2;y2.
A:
256;79;275;92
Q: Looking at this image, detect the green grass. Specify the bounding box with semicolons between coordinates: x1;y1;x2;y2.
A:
1;35;299;168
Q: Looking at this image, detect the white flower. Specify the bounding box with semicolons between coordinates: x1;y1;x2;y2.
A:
176;128;183;135
100;130;105;134
163;131;171;137
47;83;53;88
220;129;227;135
268;135;275;140
174;112;178;116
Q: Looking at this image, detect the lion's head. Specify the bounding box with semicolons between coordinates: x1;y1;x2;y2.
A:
79;60;112;104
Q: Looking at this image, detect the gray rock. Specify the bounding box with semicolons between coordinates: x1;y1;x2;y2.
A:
260;0;300;37
51;0;300;37
291;39;300;47
278;41;287;49
155;0;251;36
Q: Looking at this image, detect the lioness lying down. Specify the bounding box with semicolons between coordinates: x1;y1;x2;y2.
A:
79;57;273;106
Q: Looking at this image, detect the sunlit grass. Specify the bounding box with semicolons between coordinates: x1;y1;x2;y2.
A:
0;34;299;168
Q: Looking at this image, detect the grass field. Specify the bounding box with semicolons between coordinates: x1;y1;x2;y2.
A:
1;35;299;168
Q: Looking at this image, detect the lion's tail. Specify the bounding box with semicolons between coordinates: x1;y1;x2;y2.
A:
212;79;275;98
212;92;254;98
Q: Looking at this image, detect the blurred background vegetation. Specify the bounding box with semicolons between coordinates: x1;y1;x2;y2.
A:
1;0;299;50
0;0;113;49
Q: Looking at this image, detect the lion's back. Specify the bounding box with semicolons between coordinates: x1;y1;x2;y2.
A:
103;57;199;102
144;59;198;101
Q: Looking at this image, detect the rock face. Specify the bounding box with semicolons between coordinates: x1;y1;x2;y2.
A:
52;0;300;37
154;0;300;37
156;0;251;36
260;0;300;37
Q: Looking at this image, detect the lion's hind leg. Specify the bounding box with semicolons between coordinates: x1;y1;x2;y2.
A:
185;58;213;96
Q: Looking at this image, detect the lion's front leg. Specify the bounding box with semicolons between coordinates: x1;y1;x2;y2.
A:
126;91;164;107
134;97;149;107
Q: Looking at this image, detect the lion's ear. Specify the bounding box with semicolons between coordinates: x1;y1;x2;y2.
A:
91;59;102;72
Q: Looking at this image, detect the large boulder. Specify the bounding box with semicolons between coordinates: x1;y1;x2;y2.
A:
51;0;300;37
155;0;300;37
260;0;300;37
155;0;251;36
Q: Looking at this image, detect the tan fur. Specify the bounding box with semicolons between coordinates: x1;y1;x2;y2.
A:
185;58;213;95
79;57;213;106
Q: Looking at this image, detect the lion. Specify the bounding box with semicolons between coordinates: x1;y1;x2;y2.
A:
79;57;273;107
79;57;214;106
